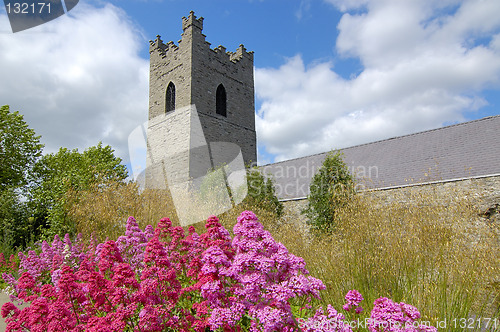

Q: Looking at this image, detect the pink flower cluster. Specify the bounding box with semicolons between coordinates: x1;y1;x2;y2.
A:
368;297;437;332
299;290;437;332
0;253;18;273
1;213;438;332
299;304;353;332
343;289;364;314
201;211;325;331
1;212;325;331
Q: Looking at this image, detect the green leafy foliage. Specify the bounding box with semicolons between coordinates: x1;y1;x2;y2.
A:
0;105;44;190
28;142;129;239
0;188;32;252
302;150;355;232
245;167;283;218
198;165;283;219
0;105;44;253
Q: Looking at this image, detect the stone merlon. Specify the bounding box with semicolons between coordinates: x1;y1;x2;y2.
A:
182;11;203;31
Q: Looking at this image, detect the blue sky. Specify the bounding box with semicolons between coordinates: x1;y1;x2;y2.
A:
1;0;499;175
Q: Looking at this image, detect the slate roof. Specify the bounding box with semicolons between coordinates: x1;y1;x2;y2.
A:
261;115;500;200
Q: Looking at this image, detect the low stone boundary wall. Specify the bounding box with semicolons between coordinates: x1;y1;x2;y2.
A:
365;175;500;223
279;175;500;225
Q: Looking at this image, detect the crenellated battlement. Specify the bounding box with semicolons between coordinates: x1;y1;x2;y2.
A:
182;11;203;32
149;12;253;65
149;35;179;58
229;44;254;62
210;43;253;64
150;36;252;65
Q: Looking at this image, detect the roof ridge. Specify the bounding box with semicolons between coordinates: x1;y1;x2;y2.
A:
262;114;500;167
262;149;328;167
341;114;500;151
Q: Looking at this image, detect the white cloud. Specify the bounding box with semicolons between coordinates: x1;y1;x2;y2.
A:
0;3;149;169
256;0;500;163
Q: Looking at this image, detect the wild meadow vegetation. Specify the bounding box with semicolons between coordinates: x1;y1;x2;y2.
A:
1;104;499;331
219;155;499;331
272;190;499;330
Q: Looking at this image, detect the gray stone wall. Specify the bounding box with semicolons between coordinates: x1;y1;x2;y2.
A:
366;175;500;224
197;112;256;167
149;36;192;121
188;13;255;165
280;175;500;225
145;105;193;189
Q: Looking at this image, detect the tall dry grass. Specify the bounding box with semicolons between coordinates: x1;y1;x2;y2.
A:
269;188;499;331
67;180;499;330
67;181;179;243
68;179;285;242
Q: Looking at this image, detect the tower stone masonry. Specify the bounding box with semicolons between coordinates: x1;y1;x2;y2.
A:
146;11;256;191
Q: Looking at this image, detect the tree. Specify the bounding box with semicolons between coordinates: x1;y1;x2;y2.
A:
0;105;43;253
28;142;128;239
0;188;32;253
245;167;283;218
0;105;44;190
302;151;355;232
197;165;283;219
197;165;283;220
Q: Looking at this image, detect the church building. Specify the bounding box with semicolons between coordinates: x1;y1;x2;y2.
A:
145;12;500;224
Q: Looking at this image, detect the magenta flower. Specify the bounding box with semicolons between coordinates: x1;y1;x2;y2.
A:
343;289;364;313
1;302;19;318
201;211;326;331
300;304;353;332
369;297;437;332
116;216;151;271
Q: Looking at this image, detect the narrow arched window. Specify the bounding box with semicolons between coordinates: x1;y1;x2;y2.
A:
165;82;175;113
216;84;227;117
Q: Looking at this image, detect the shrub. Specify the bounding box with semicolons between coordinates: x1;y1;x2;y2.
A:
0;188;34;252
302;151;355;232
28;143;128;240
245;167;283;218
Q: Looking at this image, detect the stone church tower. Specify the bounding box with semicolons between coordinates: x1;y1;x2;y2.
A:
146;11;256;198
